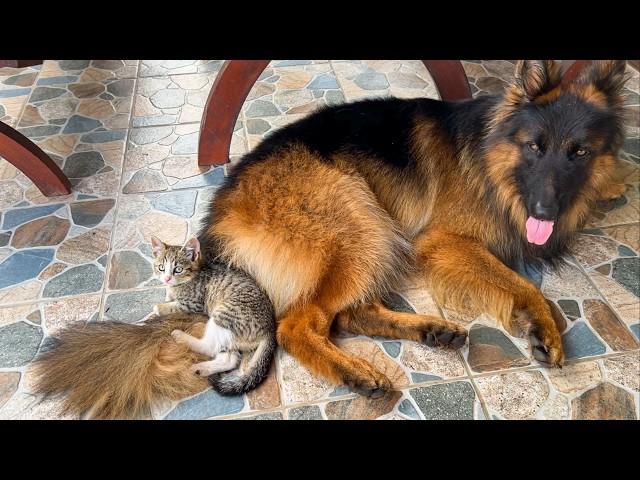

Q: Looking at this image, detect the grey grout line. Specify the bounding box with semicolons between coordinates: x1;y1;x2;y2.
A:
587;220;640;230
126;119;202;131
10;64;43;131
97;60;141;322
458;352;492;420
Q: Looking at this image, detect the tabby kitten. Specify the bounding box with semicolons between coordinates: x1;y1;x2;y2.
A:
150;236;276;395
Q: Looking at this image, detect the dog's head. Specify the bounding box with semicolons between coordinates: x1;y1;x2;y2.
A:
486;60;628;246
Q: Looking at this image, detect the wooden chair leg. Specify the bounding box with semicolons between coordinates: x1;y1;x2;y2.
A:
560;60;592;84
0;121;71;196
198;60;271;166
0;60;43;68
421;60;472;101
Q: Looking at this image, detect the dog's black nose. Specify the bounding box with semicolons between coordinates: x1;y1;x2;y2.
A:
531;201;558;220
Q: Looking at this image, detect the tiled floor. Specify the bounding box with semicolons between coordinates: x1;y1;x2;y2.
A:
0;60;638;420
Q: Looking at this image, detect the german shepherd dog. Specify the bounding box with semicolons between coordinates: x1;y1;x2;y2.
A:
199;60;629;397
30;60;629;418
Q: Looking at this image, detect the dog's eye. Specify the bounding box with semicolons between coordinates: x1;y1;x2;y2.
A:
528;142;540;153
174;266;183;274
158;265;165;272
575;148;587;157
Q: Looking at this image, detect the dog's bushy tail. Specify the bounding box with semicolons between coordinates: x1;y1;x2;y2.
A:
208;336;276;395
30;313;209;420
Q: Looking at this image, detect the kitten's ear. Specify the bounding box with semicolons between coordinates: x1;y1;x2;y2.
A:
150;236;165;257
185;237;201;261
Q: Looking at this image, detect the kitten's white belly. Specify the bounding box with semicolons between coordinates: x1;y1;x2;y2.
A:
203;318;234;355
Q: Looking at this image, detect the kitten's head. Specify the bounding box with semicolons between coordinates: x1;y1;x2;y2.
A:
150;236;201;287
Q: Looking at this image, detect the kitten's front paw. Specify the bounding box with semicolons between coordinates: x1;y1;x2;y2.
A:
171;329;187;343
153;304;161;315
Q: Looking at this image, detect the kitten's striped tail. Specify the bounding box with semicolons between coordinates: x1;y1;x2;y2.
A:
208;336;276;395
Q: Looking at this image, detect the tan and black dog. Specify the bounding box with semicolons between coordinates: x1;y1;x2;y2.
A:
31;60;630;418
200;60;629;397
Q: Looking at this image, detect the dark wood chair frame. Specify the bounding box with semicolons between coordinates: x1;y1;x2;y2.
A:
0;59;71;196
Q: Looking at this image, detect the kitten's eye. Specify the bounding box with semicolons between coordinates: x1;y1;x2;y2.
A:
528;142;540;153
158;265;165;272
174;266;183;274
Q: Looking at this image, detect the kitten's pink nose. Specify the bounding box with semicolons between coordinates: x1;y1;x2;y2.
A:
163;275;172;283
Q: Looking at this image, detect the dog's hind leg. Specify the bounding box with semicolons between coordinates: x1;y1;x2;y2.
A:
415;228;564;366
277;303;392;398
334;301;467;349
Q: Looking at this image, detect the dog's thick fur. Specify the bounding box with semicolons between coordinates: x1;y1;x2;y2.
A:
199;60;629;395
31;313;209;419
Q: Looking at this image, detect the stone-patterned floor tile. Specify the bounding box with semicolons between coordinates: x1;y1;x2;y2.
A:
132;72;219;127
0;198;114;305
163;388;246;420
277;349;335;405
0;391;79;419
246;362;281;411
39;60;138;81
571;227;639;343
475;358;639;420
585;139;638;227
331;60;438;102
242;63;343;120
323;390;402;420
16;69;134;137
588;271;640;341
138;61;223;78
462;60;515;97
0;306;44;369
287;405;324;420
475;370;551;420
244;113;306;150
0;371;20;409
541;263;638;357
121;123;238;194
0;64;41;126
408;380;480;420
601;352;640;394
103;287;166;323
42;294;101;334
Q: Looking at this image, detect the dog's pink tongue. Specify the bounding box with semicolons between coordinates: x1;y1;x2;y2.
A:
526;217;554;245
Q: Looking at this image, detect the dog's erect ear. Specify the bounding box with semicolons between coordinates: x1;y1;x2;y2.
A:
513;60;561;101
184;237;201;261
491;60;562;129
574;60;628;103
150;236;165;257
